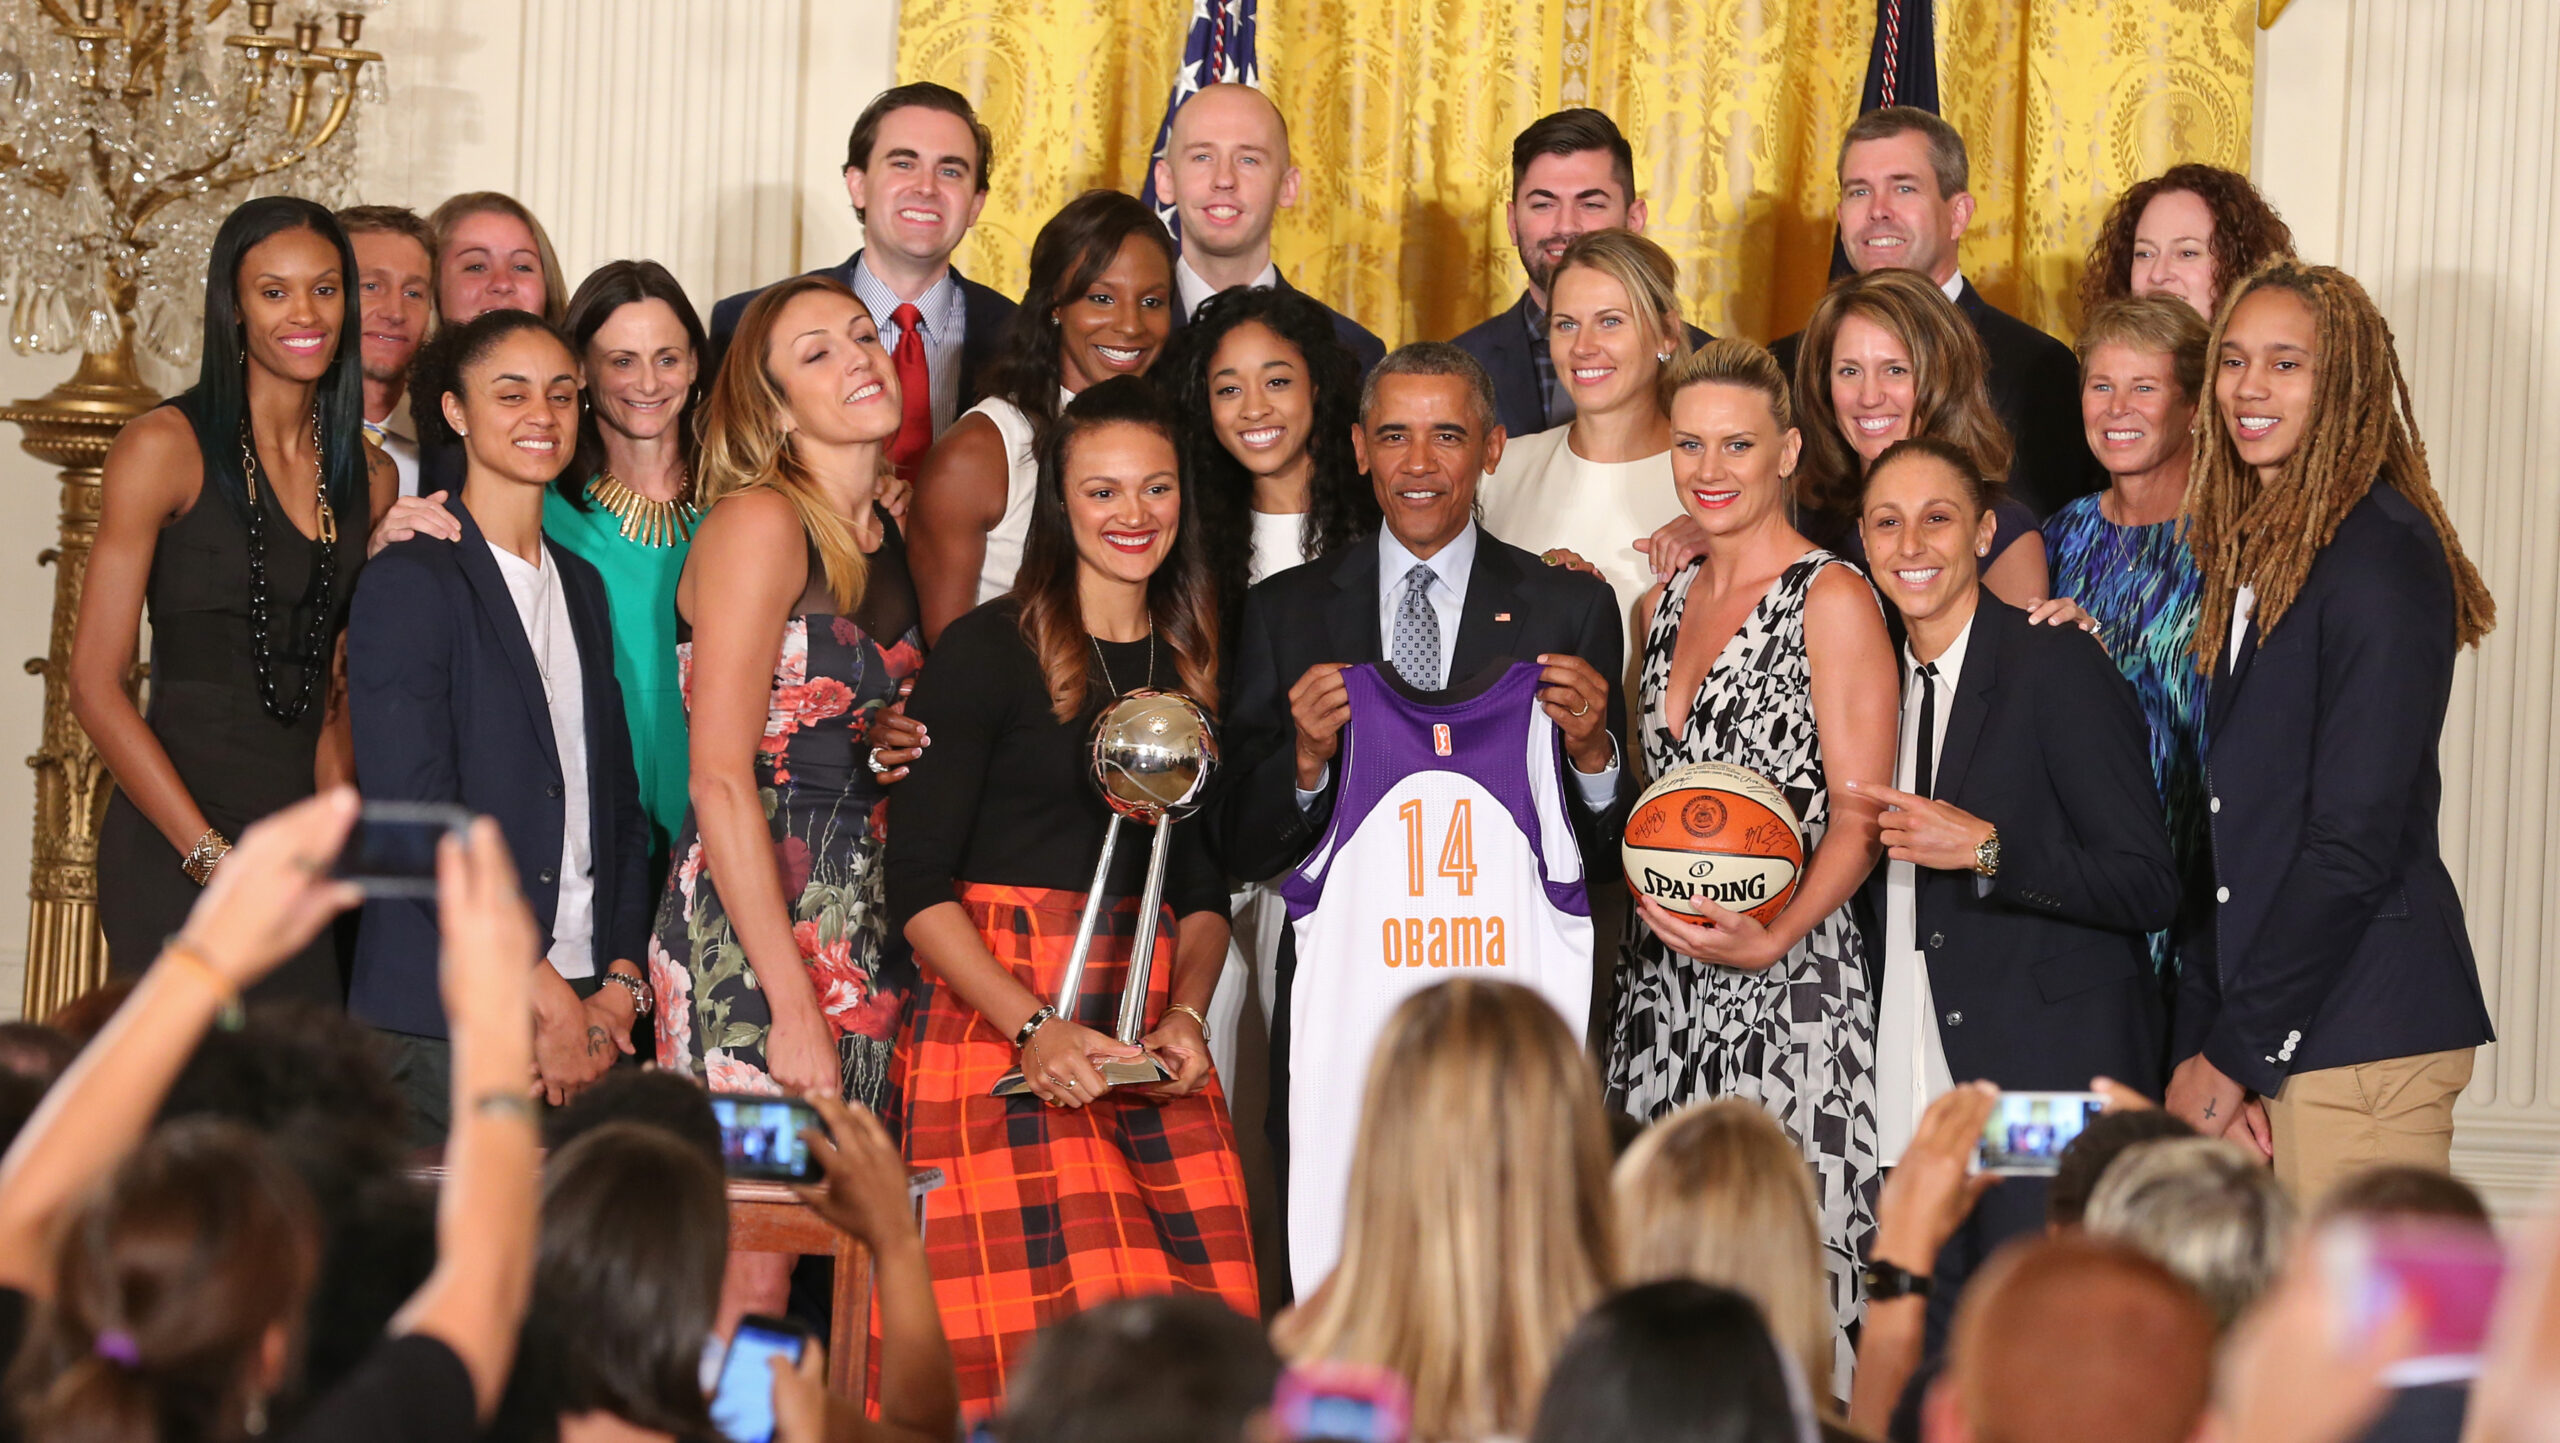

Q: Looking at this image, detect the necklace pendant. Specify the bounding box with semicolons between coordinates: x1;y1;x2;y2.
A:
316;498;338;547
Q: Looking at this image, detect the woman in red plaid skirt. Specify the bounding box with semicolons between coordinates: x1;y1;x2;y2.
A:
886;374;1257;1418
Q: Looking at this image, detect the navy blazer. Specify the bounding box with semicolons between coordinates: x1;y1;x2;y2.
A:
1859;595;2176;1095
345;499;651;1038
1210;526;1631;886
1449;290;1714;441
2176;488;2493;1096
705;250;1016;402
1173;269;1386;378
1773;277;2098;519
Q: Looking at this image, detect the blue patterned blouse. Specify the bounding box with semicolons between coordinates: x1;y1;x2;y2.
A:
2044;494;2206;973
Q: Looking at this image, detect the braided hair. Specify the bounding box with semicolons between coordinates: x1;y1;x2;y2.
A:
2187;259;2493;673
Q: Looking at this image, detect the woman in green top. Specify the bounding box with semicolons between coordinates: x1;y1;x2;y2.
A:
546;260;708;882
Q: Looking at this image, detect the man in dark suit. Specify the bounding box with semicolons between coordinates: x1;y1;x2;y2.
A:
1771;107;2095;518
707;83;1016;472
1448;108;1711;439
1212;343;1628;1291
1154;82;1385;375
348;473;652;1145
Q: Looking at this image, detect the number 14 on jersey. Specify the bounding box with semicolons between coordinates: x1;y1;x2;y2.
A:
1399;799;1478;897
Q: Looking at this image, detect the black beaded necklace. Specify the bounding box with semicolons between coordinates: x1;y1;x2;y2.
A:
238;410;340;726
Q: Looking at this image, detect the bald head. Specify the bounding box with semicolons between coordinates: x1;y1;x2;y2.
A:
1929;1237;2216;1443
1156;82;1301;273
1169;82;1291;160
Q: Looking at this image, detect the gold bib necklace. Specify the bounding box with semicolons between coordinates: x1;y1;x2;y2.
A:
587;470;699;548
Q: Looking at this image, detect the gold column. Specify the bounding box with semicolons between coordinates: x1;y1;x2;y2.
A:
0;343;158;1021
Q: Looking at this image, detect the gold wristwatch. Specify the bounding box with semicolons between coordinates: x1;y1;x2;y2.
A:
1973;825;2001;878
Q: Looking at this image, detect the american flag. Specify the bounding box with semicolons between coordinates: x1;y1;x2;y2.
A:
1136;0;1260;239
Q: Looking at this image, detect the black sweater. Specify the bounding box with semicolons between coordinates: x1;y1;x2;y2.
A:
886;600;1229;930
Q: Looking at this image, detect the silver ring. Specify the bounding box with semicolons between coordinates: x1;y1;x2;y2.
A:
866;748;892;776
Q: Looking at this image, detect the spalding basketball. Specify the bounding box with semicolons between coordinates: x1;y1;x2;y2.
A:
1621;761;1806;926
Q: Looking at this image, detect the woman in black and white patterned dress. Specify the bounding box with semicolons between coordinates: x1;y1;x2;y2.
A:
1606;341;1898;1391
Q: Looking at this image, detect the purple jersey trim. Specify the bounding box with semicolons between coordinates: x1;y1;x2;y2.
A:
1281;661;1589;920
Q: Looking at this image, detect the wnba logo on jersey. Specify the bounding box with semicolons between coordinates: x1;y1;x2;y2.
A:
1380;914;1507;967
1432;724;1452;755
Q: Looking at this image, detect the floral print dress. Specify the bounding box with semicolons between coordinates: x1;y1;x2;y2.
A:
649;525;923;1109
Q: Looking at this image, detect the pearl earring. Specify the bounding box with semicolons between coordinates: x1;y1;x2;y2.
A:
1976;545;1988;557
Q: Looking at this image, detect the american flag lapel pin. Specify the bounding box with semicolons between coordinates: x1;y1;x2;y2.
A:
1495;612;1512;622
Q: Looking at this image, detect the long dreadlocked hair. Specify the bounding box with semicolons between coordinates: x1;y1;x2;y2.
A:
2187;260;2493;674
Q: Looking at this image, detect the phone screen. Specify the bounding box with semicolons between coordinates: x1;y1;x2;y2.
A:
1976;1091;2106;1175
2325;1221;2506;1386
709;1318;807;1443
332;801;474;898
709;1094;821;1182
1273;1361;1412;1443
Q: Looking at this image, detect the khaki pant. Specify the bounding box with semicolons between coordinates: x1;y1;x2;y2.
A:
2268;1047;2475;1204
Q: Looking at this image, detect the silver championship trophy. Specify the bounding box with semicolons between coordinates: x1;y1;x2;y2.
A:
992;689;1219;1097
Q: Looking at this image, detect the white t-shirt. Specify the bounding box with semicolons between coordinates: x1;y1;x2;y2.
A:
1248;508;1308;584
487;540;595;980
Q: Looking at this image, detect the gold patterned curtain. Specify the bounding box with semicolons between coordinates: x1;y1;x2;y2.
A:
896;0;2253;348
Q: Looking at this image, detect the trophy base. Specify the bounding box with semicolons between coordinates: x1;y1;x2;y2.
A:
990;1052;1173;1098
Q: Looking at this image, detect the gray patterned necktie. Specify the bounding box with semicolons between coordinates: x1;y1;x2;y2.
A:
1392;563;1441;690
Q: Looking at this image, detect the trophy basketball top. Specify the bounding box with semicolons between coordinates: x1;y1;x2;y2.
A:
1089;689;1218;823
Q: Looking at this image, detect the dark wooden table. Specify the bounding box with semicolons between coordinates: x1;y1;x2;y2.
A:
727;1179;871;1394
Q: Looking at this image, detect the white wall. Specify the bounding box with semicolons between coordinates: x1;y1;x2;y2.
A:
2255;0;2560;1215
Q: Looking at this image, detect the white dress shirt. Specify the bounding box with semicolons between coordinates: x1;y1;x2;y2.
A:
1879;616;1973;1163
1176;254;1281;320
1296;521;1619;811
1943;272;1969;305
367;392;420;498
849;253;967;439
487;540;595;981
2229;583;2257;669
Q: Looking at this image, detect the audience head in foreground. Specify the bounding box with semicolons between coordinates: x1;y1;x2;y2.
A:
1615;1097;1834;1398
1927;1235;2217;1443
994;1294;1280;1443
1276;978;1615;1443
1528;1279;1811;1443
2083;1136;2295;1332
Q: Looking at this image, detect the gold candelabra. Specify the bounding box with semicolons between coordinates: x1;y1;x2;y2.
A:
0;0;387;1018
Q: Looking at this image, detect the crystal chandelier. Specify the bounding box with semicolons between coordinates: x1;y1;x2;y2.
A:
0;0;388;369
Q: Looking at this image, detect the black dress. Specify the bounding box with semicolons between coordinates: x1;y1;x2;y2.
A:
96;390;365;1000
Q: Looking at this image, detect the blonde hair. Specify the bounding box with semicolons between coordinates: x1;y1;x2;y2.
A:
2187;259;2493;671
1661;336;1795;430
427;190;569;328
695;275;877;614
1553;228;1690;370
2075;295;2210;405
2083;1137;2293;1332
1615;1100;1832;1394
1276;980;1615;1442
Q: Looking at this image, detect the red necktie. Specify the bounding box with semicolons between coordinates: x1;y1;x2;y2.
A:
887;302;933;478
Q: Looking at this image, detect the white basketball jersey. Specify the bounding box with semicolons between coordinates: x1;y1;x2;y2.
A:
1279;661;1594;1298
